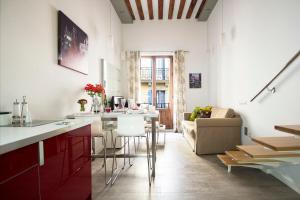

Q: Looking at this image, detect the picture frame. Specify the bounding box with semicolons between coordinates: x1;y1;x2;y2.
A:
189;73;201;88
58;11;88;75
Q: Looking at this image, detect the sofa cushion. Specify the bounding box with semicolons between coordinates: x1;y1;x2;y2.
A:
199;110;211;118
189;106;212;121
211;108;235;118
189;109;199;121
182;120;196;139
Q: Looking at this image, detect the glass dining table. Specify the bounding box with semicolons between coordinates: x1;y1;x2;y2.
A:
73;111;159;178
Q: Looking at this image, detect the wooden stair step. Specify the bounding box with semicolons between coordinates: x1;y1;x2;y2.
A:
217;154;240;166
275;125;300;136
225;150;280;164
237;145;300;158
252;136;300;151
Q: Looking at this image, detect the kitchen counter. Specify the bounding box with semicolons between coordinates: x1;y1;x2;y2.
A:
0;118;92;155
0;118;92;200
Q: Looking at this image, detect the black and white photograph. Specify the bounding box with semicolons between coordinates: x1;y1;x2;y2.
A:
189;73;201;88
58;11;88;74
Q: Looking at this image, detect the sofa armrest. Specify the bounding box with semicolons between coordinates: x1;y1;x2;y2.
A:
195;117;242;127
183;113;191;121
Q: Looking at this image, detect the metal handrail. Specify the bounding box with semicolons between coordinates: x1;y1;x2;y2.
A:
140;67;169;81
140;102;170;109
250;50;300;102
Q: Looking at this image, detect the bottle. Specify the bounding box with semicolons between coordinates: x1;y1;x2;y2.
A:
12;99;21;124
104;95;108;107
21;96;29;124
22;96;32;123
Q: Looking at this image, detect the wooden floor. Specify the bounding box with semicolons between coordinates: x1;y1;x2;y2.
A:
92;133;300;200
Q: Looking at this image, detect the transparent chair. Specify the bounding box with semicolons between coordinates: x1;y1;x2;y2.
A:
91;119;116;185
111;115;152;186
145;110;166;145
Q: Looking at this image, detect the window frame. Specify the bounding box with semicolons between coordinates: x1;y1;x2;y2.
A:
140;55;173;110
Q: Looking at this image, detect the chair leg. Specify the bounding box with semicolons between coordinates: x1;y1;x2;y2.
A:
122;137;126;169
111;137;117;185
92;136;105;167
128;137;133;166
146;133;152;186
102;137;105;167
103;136;111;185
147;132;152;170
133;137;137;152
164;130;166;145
138;136;140;150
156;129;159;145
133;137;137;155
110;130;117;169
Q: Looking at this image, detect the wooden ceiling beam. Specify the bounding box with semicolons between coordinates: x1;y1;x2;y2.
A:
186;0;198;19
168;0;175;19
147;0;154;20
158;0;164;20
177;0;186;19
196;0;207;18
124;0;135;20
135;0;145;20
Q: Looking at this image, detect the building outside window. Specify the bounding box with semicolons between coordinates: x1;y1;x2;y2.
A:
140;57;170;109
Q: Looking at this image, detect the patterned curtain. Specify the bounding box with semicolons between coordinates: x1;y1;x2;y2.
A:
173;50;187;132
126;51;141;102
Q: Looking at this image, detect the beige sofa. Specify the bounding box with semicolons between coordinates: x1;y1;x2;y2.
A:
182;107;242;155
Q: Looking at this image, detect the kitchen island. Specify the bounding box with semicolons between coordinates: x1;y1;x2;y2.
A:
0;119;92;200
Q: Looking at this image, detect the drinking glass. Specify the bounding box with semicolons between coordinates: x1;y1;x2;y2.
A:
121;99;126;112
114;103;119;110
105;107;111;113
128;99;135;109
149;105;156;113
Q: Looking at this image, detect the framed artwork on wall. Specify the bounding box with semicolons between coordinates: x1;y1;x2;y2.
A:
189;73;201;88
58;11;88;75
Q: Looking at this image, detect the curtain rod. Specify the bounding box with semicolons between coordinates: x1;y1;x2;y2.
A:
140;50;190;53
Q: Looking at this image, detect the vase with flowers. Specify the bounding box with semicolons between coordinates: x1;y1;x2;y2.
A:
84;83;105;113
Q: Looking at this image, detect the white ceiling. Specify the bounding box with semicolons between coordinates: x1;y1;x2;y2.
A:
129;0;204;21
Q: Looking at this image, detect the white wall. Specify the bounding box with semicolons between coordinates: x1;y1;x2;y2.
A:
208;0;300;192
122;21;208;112
0;0;122;119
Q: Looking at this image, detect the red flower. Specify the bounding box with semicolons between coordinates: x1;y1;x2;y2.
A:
95;84;104;93
84;83;95;91
84;83;105;97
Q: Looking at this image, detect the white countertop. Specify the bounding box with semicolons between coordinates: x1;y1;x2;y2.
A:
0;119;92;155
0;111;159;155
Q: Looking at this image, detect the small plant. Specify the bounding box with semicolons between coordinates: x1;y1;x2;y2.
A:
77;99;87;112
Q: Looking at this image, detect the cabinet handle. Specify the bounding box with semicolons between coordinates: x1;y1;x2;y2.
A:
38;141;44;166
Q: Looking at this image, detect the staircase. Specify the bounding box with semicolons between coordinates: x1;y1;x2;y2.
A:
218;125;300;173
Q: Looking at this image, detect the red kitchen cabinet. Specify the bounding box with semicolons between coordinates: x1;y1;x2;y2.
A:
0;143;40;200
39;125;91;200
0;124;91;200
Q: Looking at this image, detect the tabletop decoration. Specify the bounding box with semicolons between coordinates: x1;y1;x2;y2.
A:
77;99;87;112
84;83;105;113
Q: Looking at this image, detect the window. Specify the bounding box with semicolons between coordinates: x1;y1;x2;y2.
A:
156;90;166;108
140;56;171;109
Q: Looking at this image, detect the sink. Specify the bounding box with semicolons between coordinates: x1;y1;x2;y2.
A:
55;121;73;126
0;120;59;127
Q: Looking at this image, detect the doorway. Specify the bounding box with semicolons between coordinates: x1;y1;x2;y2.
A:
140;56;173;129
